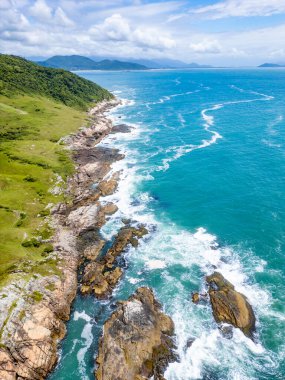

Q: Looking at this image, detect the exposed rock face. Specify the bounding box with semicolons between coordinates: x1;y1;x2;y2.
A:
96;287;176;380
206;272;256;338
81;223;148;298
97;172;119;196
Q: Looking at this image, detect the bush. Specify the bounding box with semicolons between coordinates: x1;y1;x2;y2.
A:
23;175;37;182
21;237;41;248
42;244;53;254
39;209;50;217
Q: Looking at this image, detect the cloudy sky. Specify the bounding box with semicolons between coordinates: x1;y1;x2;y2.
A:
1;0;285;65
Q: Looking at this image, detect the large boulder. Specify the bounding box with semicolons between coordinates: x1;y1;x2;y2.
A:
206;272;256;338
95;287;176;380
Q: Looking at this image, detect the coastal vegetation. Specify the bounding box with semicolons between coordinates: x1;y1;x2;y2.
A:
0;54;113;288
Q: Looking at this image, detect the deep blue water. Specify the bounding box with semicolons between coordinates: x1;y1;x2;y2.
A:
50;69;285;380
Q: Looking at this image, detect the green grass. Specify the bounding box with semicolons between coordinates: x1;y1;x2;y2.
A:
0;93;92;288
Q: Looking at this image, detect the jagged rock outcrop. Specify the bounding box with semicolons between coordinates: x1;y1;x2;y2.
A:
81;223;148;298
206;272;256;338
95;287;176;380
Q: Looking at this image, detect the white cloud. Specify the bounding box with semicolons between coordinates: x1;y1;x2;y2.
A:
30;0;52;21
192;0;285;19
133;27;176;49
29;0;74;27
0;0;12;10
269;48;285;58
90;14;130;41
0;5;29;33
90;14;176;50
54;7;74;27
189;39;222;54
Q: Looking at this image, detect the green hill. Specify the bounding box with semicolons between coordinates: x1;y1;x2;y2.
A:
38;55;148;71
0;54;113;109
0;54;113;288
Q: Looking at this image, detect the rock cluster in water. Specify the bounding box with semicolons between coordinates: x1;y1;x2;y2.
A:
81;223;148;298
96;287;176;380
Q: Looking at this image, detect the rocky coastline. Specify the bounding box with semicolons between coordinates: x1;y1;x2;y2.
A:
0;99;118;379
0;99;176;380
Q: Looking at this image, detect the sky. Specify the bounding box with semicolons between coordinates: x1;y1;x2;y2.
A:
1;0;285;66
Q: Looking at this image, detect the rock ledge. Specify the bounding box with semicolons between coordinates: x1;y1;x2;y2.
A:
96;287;176;380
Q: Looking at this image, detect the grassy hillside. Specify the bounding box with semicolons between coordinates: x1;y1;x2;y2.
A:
38;54;148;71
0;54;113;108
0;55;113;288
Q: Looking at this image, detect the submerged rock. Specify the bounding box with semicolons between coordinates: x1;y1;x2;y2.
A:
206;272;256;338
95;287;176;380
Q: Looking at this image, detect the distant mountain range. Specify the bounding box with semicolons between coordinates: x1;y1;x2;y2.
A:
109;57;212;69
259;63;285;67
36;55;213;71
37;55;148;71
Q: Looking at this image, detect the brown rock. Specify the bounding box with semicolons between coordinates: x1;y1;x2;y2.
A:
95;287;176;380
104;267;123;286
191;293;200;304
206;272;256;338
98;173;119;196
0;349;16;380
81;224;148;298
83;239;105;261
101;203;118;216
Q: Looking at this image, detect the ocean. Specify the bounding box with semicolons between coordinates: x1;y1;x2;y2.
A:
49;69;285;380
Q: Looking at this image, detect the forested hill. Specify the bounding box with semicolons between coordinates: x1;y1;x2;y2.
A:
38;55;148;71
0;54;113;109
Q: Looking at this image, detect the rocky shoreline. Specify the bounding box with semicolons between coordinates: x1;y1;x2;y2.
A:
0;99;119;379
0;99;176;380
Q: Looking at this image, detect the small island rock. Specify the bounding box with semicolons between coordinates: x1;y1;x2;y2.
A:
206;272;256;338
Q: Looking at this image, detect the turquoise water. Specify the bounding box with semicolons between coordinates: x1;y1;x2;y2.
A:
50;69;285;380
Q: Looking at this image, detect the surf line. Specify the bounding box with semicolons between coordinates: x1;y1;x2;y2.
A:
156;88;274;172
146;89;201;109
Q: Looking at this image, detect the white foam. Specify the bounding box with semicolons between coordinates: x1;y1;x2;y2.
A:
145;259;167;270
146;90;200;109
230;84;274;101
128;277;141;284
173;78;181;85
77;321;93;380
73;311;92;322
